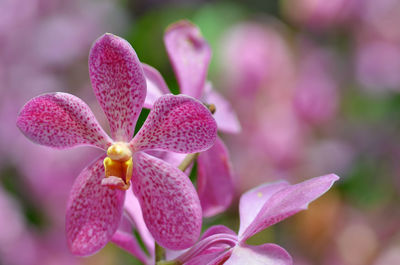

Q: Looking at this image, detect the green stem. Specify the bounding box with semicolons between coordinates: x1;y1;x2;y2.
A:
178;153;199;172
156;260;182;265
155;242;165;262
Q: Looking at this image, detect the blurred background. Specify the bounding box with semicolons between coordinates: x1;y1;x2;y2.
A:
1;0;400;264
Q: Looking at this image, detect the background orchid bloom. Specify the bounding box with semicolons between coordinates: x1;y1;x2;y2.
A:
172;174;339;265
143;20;239;217
16;33;217;256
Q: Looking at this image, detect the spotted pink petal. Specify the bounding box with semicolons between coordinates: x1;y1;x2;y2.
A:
224;244;292;265
66;156;125;256
131;152;202;250
164;20;211;99
130;94;217;153
89;33;146;142
202;83;241;134
16;92;112;150
197;137;235;217
142;63;169;109
239;174;340;241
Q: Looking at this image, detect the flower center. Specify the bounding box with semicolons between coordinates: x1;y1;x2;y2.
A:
102;142;133;190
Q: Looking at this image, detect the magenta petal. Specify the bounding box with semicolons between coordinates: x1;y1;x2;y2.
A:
16;93;112;150
131;152;202;250
124;189;154;254
200;225;237;240
186;250;233;265
131;94;217;153
197;137;235;217
164;20;211;99
142;63;169;109
89;33;146;141
239;174;340;241
66;156;125;256
224;244;292;265
111;231;150;264
238;181;290;239
202;83;241;134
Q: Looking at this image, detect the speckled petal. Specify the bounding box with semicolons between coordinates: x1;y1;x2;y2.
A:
202;83;241;134
239;174;340;241
89;33;146;141
142;63;169;109
130;94;217;153
164;20;211;98
131;152;202;250
224;244;292;265
16;92;112;150
66;156;125;256
197;137;235;217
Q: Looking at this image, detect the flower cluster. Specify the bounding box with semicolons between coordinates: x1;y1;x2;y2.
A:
16;21;340;265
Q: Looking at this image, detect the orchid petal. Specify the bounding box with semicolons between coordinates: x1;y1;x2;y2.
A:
131;94;217;153
164;20;211;98
202;83;241;134
124;189;154;254
16;93;112;150
66;156;125;256
89;33;146;141
224;244;292;265
200;225;237;240
238;181;290;239
186;250;232;265
131;152;202;250
111;231;150;265
197;137;235;217
239;174;340;241
142;63;169;109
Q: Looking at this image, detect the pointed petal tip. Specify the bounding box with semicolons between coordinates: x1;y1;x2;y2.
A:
165;20;196;34
16;92;112;150
89;32;146;141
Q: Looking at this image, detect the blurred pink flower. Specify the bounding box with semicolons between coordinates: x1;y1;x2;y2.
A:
355;39;400;92
361;0;400;42
17;33;217;255
218;21;302;189
282;0;360;30
0;187;37;265
219;22;294;101
293;43;339;124
172;174;339;265
144;20;238;217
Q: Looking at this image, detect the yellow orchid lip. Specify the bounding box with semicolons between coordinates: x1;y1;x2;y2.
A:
103;142;133;190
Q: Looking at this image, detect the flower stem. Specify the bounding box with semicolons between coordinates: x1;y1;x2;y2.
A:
156;260;182;265
155;242;165;262
178;153;199;172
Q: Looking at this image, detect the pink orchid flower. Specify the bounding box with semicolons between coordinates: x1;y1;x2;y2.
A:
144;20;240;217
170;174;339;265
16;33;218;256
